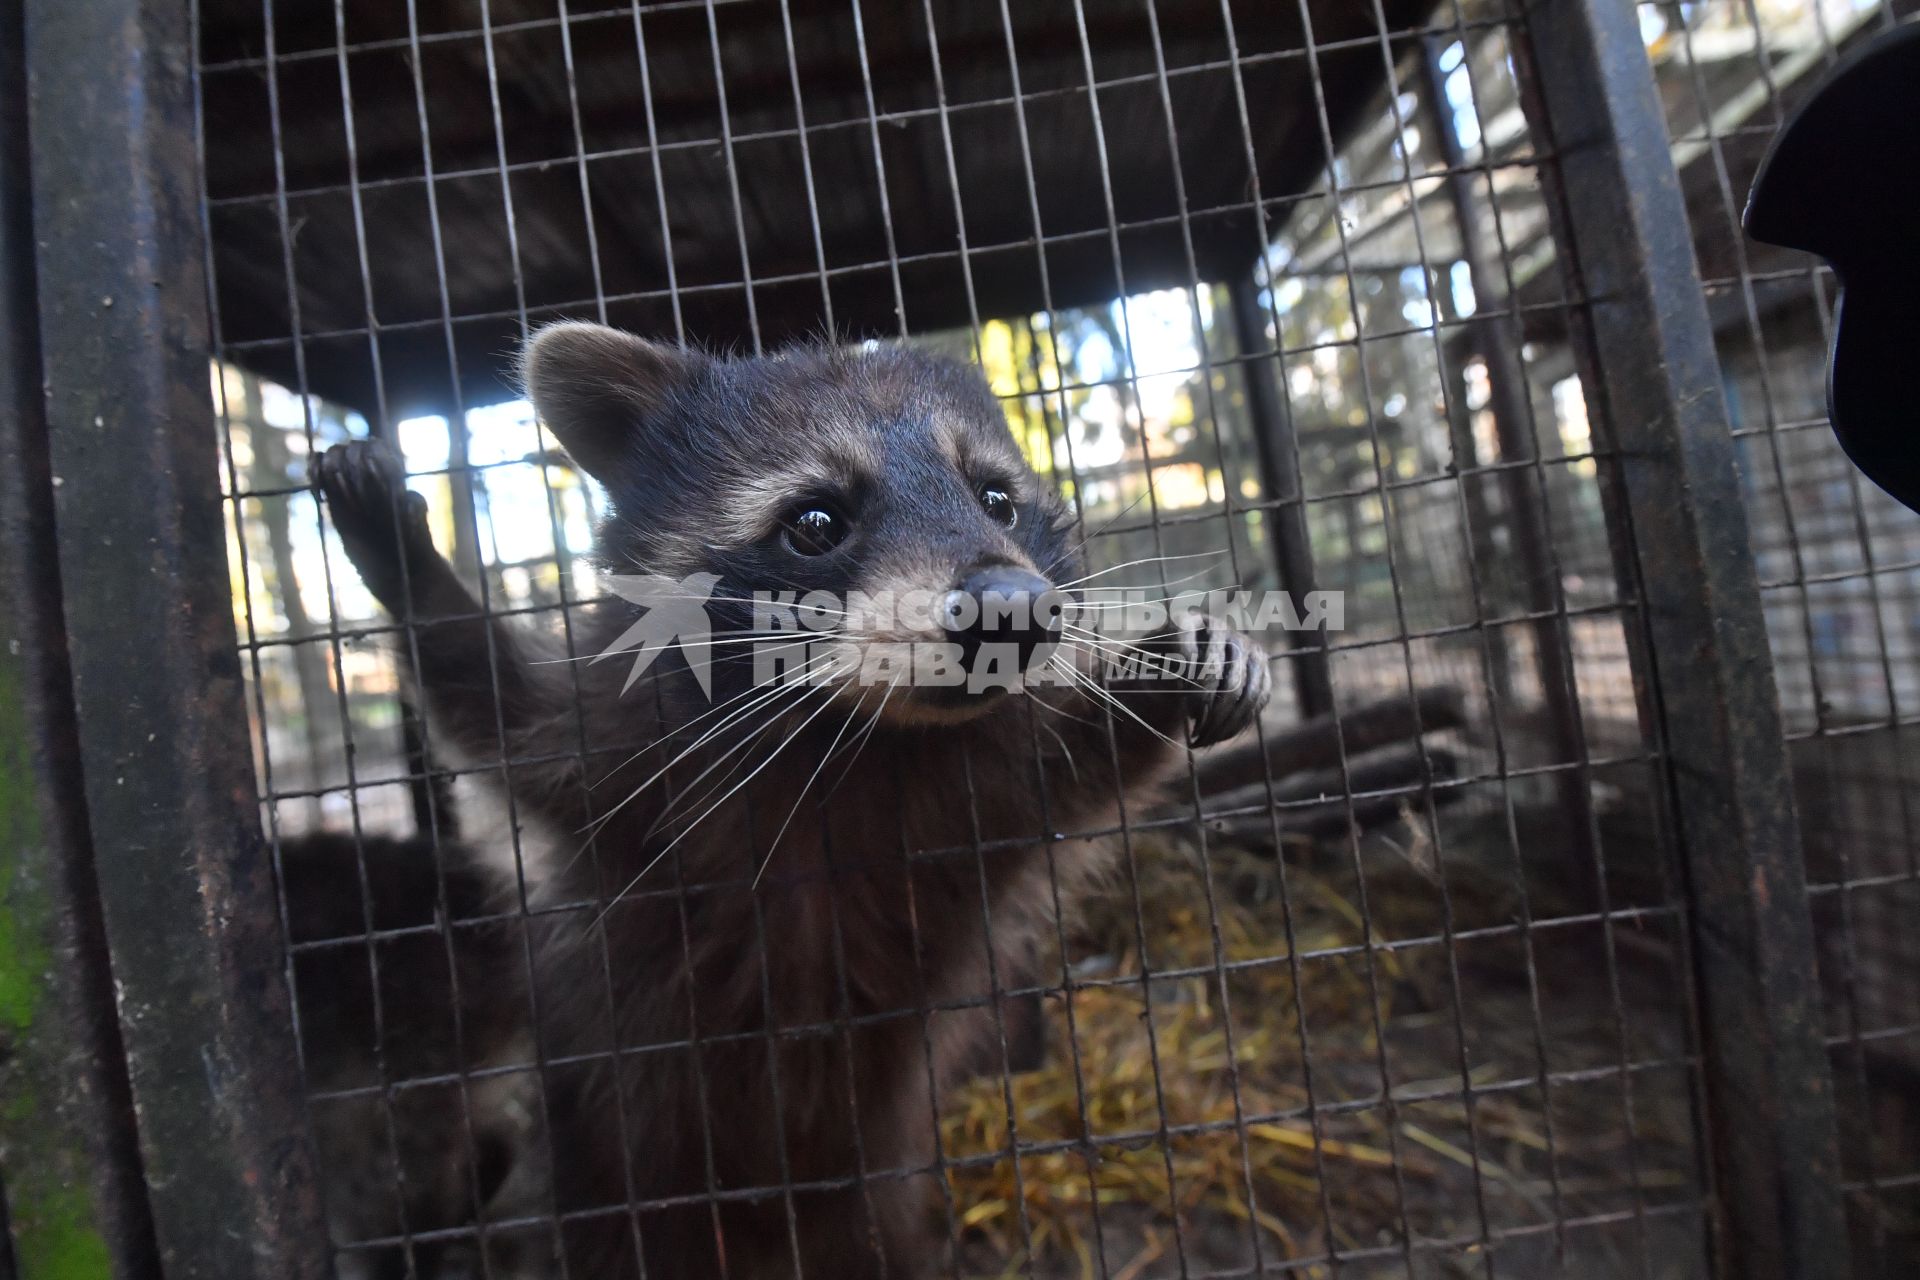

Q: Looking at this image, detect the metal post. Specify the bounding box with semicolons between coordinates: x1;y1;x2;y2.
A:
1436;326;1513;703
23;0;333;1274
1228;275;1335;718
1419;40;1596;862
1517;3;1848;1277
0;7;163;1274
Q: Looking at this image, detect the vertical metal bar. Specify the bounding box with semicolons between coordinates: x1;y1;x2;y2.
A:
0;8;163;1275
1517;3;1848;1277
1435;327;1514;702
1226;275;1335;719
22;0;332;1274
1417;36;1599;868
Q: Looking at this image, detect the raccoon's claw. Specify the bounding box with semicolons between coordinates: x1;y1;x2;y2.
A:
1177;616;1271;749
313;439;436;609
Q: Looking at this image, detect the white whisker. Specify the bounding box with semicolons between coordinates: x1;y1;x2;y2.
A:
1028;692;1101;731
1029;706;1079;784
587;667;795;796
1041;484;1155;577
530;629;855;668
589;680;845;930
1051;550;1226;590
629;659;851;835
817;676;897;805
1059;626;1206;687
1051;645;1183;749
581;653;839;834
753;685;877;889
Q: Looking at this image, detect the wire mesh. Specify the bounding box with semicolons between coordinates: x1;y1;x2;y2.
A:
1641;1;1920;1272
192;0;1726;1275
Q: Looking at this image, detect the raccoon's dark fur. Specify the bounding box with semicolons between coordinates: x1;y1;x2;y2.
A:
312;325;1270;1278
283;832;545;1280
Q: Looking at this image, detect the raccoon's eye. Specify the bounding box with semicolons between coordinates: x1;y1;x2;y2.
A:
978;484;1017;528
783;505;848;556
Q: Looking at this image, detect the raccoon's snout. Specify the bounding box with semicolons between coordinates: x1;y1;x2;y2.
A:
942;566;1063;669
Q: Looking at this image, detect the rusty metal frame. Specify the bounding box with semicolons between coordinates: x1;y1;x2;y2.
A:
11;0;333;1274
1517;1;1850;1277
0;4;161;1275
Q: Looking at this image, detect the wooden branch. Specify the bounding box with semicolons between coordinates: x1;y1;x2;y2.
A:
1194;686;1469;797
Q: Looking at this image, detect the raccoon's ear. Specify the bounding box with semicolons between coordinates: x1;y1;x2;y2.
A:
521;322;707;482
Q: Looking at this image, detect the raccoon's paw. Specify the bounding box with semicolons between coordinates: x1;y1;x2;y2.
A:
314;439;427;548
313;440;436;607
1174;615;1271;749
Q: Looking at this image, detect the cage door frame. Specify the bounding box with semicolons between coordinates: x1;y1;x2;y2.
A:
15;0;333;1274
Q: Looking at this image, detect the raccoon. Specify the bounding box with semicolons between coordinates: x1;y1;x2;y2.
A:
312;323;1270;1277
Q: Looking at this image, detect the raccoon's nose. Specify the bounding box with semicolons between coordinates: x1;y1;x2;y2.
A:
942;566;1063;667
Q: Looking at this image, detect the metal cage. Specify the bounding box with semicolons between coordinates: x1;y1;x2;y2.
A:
3;1;1914;1278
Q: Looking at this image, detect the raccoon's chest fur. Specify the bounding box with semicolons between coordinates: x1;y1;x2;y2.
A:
446;669;1142;1277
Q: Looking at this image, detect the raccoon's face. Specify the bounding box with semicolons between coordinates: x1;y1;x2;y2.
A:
523;322;1080;722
